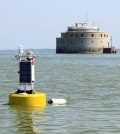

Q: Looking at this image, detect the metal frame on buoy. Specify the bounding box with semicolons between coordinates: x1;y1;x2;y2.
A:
9;45;46;107
15;45;35;94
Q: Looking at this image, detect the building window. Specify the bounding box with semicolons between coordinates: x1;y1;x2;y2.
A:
104;34;105;37
101;41;102;43
81;34;84;37
92;41;94;43
91;34;94;37
71;34;73;37
101;34;102;37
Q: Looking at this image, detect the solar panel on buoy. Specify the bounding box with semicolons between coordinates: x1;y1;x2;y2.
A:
19;62;31;83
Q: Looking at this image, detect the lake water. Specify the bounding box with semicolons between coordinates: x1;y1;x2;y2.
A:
0;49;120;134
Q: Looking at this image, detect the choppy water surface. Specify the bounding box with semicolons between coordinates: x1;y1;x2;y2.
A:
0;49;120;134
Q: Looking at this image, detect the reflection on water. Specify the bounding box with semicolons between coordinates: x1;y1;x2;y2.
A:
9;106;46;134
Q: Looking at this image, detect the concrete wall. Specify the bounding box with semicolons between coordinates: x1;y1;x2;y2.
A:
61;32;109;38
56;37;109;53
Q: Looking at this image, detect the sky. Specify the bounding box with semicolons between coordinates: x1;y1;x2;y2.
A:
0;0;120;49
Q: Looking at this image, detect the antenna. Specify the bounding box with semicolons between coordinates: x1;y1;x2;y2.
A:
86;11;88;25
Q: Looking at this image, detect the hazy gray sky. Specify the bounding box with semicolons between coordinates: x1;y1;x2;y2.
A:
0;0;120;49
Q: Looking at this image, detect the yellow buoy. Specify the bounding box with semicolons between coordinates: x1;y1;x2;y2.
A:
9;92;46;107
9;46;46;107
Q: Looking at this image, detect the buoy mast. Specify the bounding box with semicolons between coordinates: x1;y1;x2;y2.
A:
15;45;35;94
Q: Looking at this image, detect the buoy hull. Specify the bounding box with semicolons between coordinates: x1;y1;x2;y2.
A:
9;92;46;107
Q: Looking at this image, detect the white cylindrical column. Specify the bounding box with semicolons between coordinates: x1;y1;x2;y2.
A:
48;99;67;104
